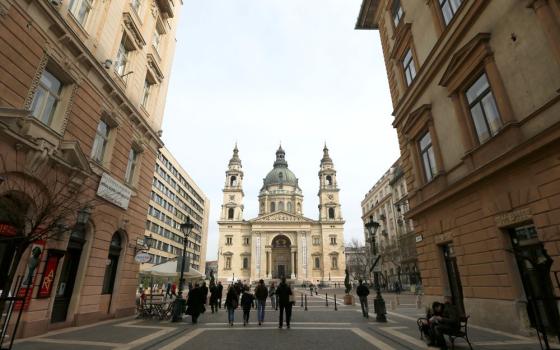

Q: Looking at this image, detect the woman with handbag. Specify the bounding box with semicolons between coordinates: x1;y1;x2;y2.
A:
225;285;239;326
276;277;293;329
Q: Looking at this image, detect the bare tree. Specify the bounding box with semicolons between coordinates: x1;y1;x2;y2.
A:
0;156;101;314
345;239;373;283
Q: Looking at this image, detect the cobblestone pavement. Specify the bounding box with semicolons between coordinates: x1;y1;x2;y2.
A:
13;288;556;350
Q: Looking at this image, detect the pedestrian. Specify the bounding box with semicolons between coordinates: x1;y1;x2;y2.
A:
276;277;293;329
269;282;276;310
201;281;209;306
217;281;224;308
254;279;268;326
240;285;255;326
430;297;459;349
171;282;177;297
210;283;219;313
395;281;401;295
356;279;370;318
225;285;239;326
309;283;313;294
186;283;203;324
165;281;172;299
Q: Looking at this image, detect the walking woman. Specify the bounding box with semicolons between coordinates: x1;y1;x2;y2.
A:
269;282;277;310
254;279;268;325
225;285;239;326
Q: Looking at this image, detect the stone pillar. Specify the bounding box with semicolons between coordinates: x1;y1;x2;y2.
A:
265;250;271;279
291;249;296;279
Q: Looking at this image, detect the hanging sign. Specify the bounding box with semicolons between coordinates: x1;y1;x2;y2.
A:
134;251;152;264
37;251;63;298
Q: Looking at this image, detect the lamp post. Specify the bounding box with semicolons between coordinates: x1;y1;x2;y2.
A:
172;216;194;322
365;217;387;322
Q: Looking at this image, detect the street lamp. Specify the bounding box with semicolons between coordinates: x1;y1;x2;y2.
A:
365;217;386;322
76;206;92;226
172;216;194;322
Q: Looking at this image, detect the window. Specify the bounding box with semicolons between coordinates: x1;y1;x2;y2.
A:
419;131;437;182
326;175;333;186
30;69;62;126
287;202;292;212
278;201;284;211
439;0;462;25
270;202;276;212
402;49;416;86
330;236;337;245
228;208;234;219
91;120;110;163
242;257;248;269
69;0;93;26
243;237;250;246
331;256;338;269
392;0;404;27
328;208;335;219
141;79;153;108
314;257;320;269
131;0;142;13
465;73;502;143
230;176;237;187
226;236;232;245
115;37;130;76
152;27;163;52
225;256;231;269
312;236;321;246
124;148;139;184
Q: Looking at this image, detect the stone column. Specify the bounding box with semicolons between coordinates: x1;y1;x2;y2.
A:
265;250;271;279
291;249;296;279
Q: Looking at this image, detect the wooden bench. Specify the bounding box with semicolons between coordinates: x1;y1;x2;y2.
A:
417;315;473;349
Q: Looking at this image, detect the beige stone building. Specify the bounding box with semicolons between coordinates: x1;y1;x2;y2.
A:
217;145;346;285
361;158;417;290
356;0;560;335
0;0;181;337
142;147;209;274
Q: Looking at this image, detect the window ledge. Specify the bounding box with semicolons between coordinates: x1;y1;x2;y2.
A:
66;11;90;40
89;159;112;176
0;108;63;149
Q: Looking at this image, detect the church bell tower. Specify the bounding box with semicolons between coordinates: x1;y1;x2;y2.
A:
318;144;342;221
221;144;244;221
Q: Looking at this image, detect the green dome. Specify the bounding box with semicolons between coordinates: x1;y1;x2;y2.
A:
262;146;299;188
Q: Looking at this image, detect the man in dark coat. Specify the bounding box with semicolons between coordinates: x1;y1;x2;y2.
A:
276;277;293;329
186;284;203;324
201;281;209;307
431;297;460;349
217;281;224;308
210;283;219;313
254;279;268;325
356;279;370;318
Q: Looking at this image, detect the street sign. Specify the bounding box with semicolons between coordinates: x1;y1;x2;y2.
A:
176;256;190;273
415;235;423;243
134;251;151;264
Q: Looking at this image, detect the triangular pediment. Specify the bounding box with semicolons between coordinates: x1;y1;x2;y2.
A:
249;211;316;223
57;141;92;174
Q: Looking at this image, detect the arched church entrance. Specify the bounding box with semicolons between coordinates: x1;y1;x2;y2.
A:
271;235;291;279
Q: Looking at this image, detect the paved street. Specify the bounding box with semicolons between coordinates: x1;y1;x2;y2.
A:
13;288;550;350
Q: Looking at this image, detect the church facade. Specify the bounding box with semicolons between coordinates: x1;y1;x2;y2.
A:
217;145;346;284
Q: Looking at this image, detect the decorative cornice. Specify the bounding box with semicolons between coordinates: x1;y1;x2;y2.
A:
123;12;147;48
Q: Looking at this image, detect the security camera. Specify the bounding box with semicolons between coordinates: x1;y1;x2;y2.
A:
103;59;113;69
49;0;62;6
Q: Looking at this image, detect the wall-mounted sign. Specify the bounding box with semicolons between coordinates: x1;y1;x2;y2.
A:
37;251;63;298
96;173;132;210
134;251;152;264
415;235;423;243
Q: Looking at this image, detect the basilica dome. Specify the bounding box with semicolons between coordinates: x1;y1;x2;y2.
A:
262;146;300;189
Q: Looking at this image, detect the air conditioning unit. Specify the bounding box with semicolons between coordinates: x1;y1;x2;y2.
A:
49;0;62;6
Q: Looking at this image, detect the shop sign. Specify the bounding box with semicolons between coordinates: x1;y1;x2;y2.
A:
37;251;63;298
96;173;132;210
134;251;152;264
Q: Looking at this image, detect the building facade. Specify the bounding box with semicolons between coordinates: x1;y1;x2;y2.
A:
142;147;209;274
0;0;181;337
356;0;560;334
361;159;417;290
217;145;346;284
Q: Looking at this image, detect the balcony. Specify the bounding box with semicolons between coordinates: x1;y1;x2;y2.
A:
156;0;175;18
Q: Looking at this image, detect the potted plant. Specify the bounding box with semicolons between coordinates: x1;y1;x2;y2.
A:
343;268;354;305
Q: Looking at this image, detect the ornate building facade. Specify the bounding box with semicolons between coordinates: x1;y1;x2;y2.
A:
217;145;346;284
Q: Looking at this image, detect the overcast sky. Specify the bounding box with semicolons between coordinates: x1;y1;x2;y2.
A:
161;0;400;261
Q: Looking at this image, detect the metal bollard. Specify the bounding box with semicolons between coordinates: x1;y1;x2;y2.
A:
325;293;328;307
334;294;338;311
305;294;308;311
301;293;304;307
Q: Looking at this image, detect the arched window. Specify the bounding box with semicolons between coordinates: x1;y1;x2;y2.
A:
278;201;284;211
331;256;338;269
230;176;237;187
228;208;234;219
243;257;249;269
326;175;333;186
297;202;301;213
270;202;276;212
287;202;292;212
314;257;320;269
328;208;335;219
102;232;122;294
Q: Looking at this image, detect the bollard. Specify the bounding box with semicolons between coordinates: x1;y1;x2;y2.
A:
396;294;400;306
301;293;304;307
325;293;329;307
389;299;396;311
305;294;308;311
416;294;422;309
334;294;338;311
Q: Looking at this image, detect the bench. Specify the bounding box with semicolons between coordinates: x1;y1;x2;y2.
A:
417;315;473;350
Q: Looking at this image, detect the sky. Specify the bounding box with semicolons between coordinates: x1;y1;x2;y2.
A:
161;0;400;261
